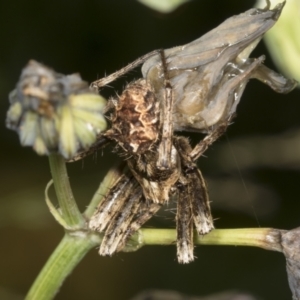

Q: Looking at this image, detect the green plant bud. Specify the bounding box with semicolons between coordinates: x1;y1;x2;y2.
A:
6;60;107;159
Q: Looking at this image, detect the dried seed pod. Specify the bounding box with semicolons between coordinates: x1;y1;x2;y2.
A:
6;60;107;159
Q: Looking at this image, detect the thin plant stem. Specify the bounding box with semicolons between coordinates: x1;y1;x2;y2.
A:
25;232;101;300
48;154;84;228
26;154;101;300
139;228;285;252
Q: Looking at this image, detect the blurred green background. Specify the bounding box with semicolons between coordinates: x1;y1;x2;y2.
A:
1;0;300;299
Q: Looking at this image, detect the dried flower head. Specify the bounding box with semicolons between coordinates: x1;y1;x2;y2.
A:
6;60;107;159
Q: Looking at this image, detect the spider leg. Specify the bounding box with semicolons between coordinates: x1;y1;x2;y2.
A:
175;137;214;235
187;167;213;235
89;172;135;232
116;200;162;252
67;135;111;162
189;115;233;161
181;116;233;237
91;49;162;90
156;50;174;170
99;184;143;255
88;166;161;256
187;118;233;234
176;180;194;263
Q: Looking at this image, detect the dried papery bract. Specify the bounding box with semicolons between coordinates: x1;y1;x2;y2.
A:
142;2;297;133
6;60;107;159
86;4;298;263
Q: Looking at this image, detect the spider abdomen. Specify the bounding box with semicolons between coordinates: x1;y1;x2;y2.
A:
106;79;160;154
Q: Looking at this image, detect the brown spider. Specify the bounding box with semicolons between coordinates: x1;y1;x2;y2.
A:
71;3;297;263
87;49;230;263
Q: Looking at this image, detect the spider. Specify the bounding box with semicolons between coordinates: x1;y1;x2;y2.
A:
71;3;297;263
88;114;229;263
85;49;230;263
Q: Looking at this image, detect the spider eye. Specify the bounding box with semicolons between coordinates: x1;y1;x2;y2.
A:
6;60;107;159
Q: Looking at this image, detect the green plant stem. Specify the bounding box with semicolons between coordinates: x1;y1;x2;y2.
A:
196;228;284;252
140;228;285;252
25;232;101;300
48;154;84;228
25;226;285;299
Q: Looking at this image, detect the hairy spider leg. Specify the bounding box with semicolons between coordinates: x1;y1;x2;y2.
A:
190;115;232;161
156;49;174;170
116;201;162;252
176;177;194;263
91;49;162;90
89;173;135;232
174;117;232;263
99;184;143;255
